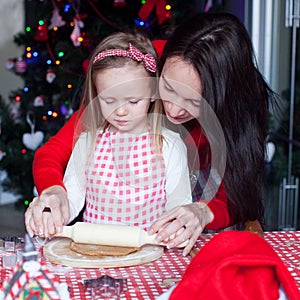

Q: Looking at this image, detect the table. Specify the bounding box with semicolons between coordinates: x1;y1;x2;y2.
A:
1;231;299;299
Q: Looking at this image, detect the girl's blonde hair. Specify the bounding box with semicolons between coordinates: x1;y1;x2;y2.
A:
76;32;163;153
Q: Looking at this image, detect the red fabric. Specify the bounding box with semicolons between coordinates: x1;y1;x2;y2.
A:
183;120;234;229
170;231;300;300
152;40;167;59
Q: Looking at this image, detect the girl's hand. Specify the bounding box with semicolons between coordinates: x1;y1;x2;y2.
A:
148;202;214;256
25;185;70;238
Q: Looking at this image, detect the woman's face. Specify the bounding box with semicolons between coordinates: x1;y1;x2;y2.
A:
159;56;202;124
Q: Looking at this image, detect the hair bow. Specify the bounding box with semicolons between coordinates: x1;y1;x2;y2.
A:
93;43;157;73
127;44;157;73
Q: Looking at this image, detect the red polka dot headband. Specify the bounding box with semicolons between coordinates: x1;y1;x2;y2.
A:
93;43;157;73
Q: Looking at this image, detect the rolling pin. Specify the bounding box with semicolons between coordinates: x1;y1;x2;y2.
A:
55;222;188;248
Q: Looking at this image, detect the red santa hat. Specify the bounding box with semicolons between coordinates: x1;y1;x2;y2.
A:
170;231;300;300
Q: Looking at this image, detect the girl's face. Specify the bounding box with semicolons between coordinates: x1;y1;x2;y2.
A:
159;56;202;124
95;64;154;134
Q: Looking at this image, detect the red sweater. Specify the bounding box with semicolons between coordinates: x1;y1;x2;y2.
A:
33;111;234;230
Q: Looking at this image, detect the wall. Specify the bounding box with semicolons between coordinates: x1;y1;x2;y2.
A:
0;0;24;101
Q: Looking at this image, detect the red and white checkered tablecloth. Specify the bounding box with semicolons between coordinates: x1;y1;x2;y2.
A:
1;231;299;299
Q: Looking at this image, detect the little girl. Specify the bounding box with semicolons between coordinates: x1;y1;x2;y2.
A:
63;32;192;231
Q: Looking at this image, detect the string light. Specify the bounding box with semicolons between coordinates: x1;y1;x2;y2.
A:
78;37;83;43
67;84;72;89
166;4;171;10
42;115;47;121
58;51;64;57
26;47;31;51
21;149;27;154
55;60;61;65
53;26;58;31
24;200;29;206
33;52;38;57
15;95;21;102
23;87;29;93
25;26;31;32
26;52;32;58
47;110;53;116
52;112;58;118
46;60;52;65
38;20;44;26
64;4;71;12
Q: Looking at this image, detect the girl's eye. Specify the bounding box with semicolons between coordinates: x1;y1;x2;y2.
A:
100;97;114;104
191;99;201;107
129;99;141;104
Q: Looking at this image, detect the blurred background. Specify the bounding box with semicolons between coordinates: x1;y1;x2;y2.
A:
0;0;299;236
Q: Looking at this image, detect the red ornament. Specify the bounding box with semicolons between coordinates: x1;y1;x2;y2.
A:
138;0;168;25
151;40;167;59
114;0;126;8
34;23;48;42
82;59;90;74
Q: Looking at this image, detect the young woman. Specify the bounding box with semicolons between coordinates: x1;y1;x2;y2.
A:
26;13;277;256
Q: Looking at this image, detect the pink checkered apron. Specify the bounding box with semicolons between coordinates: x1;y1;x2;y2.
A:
83;129;166;230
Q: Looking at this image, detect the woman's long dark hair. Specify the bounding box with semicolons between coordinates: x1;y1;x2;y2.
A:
160;13;277;224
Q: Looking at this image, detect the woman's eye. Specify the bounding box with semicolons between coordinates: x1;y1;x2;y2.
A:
164;84;174;93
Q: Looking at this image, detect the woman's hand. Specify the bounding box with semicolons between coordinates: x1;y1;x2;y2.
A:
148;202;214;256
25;185;70;238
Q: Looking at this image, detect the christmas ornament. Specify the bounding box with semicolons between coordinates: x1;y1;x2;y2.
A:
11;107;19;121
82;59;90;74
33;95;45;107
114;0;127;8
5;58;15;70
204;0;213;12
14;58;27;74
46;69;56;83
0;234;69;300
34;22;48;42
22;131;44;151
265;142;276;163
151;40;167;59
138;0;168;25
48;7;66;30
70;16;84;47
22;112;44;151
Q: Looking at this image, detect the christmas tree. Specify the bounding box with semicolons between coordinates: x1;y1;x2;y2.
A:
1;0;221;209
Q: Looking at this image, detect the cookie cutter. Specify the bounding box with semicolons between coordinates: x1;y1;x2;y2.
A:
1;236;24;267
84;275;127;298
0;236;24;252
